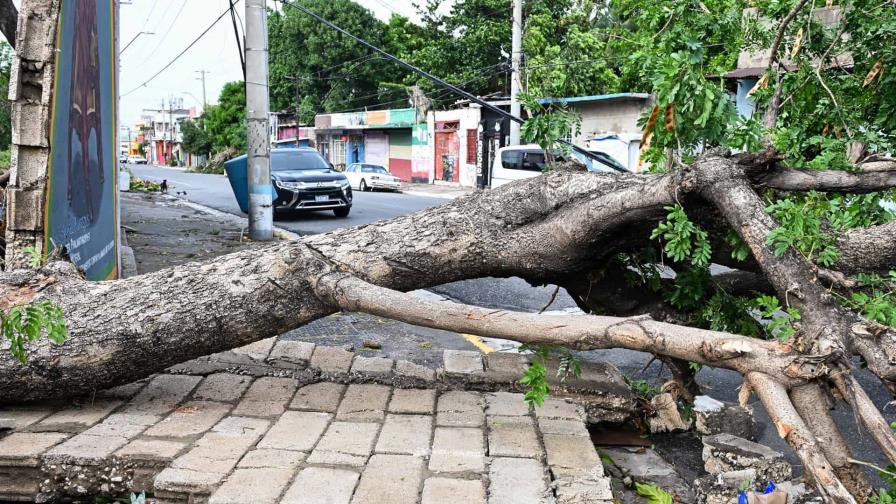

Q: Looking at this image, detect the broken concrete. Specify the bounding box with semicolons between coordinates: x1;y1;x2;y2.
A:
702;433;791;482
694;395;756;440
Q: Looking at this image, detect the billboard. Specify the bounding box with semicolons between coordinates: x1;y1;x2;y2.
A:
45;0;119;280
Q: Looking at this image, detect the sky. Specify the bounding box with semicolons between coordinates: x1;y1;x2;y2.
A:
117;0;440;127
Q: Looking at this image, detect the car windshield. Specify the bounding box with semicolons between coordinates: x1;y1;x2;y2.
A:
271;150;330;171
361;165;388;174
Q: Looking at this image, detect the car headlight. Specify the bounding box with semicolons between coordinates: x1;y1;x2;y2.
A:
339;179;350;189
275;180;309;190
371;176;380;180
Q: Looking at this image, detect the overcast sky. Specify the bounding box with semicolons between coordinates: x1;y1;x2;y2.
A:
118;0;437;127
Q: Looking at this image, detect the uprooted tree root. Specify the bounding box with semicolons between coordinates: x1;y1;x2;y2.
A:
2;152;896;502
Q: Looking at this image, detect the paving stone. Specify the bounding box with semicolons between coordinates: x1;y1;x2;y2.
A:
144;401;231;438
537;418;590;437
231;337;277;361
80;412;159;438
375;414;433;456
0;405;56;429
429;427;486;473
485;392;530;416
193;374;253;403
45;433;133;464
535;398;585;420
484;352;528;383
210;415;270;437
231;377;299;418
352;454;425;504
389;388;437;414
0;432;68;466
237;448;306;469
310;345;354;374
154;467;225;496
437;391;485;428
543;434;603;476
350;356;394;377
307;421;380;467
290;382;346;412
35;399;122;430
554;474;614;503
116;439;187;462
281;467;360;504
395;359;436;382
267;340;315;369
96;380;148;400
257;411;331;451
443;349;484;375
124;374;202;415
422;477;486;504
488;457;551;504
208;467;293;504
336;384;391;421
487;416;542;458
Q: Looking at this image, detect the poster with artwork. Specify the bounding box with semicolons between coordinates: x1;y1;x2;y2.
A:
45;0;118;280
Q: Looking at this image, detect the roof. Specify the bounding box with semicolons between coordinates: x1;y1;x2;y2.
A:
537;93;650;105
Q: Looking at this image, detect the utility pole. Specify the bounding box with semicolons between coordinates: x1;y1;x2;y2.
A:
508;0;523;145
195;70;209;109
245;0;273;241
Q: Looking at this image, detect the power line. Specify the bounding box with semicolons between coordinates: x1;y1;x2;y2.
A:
122;5;233;98
144;0;189;59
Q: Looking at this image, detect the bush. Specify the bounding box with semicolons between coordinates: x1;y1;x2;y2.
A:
0;149;10;171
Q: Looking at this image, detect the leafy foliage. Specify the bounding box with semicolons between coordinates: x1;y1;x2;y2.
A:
518;344;582;408
651;205;712;267
635;481;674;504
2;301;67;364
180;118;212;157
519;92;581;161
203;82;247;155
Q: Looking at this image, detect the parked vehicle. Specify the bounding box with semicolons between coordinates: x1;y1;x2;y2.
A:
118;153;128;164
127;155;147;165
268;148;353;217
344;163;402;192
489;144;627;188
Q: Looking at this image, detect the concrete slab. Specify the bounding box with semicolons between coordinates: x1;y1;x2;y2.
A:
375;414;433;456
290;381;346;412
429;427;486;473
352;454;425;504
281;467;359;504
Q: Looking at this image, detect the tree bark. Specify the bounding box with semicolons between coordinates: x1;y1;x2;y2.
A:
1;153;895;501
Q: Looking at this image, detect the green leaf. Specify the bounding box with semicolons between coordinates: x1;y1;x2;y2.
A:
635;482;674;504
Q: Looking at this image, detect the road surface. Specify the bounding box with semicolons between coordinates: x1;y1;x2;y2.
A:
127;163;447;236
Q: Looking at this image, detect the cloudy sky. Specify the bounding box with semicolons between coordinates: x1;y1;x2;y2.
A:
117;0;438;127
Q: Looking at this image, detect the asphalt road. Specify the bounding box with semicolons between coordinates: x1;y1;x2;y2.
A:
127;163;446;236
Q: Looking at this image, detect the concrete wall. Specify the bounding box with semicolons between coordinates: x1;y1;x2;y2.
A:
572;99;648;147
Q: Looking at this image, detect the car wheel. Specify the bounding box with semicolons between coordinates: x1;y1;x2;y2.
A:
333;206;351;218
360;179;368;191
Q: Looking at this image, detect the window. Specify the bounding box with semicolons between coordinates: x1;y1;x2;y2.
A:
502;149;546;172
466;129;477;165
332;138;346;167
361;165;388;174
271;150;330;171
501;150;522;170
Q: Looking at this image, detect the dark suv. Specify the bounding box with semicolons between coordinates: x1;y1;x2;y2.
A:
271;148;353;217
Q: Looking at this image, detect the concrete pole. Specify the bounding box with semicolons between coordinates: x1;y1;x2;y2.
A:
508;0;522;145
245;0;273;241
196;70;209;109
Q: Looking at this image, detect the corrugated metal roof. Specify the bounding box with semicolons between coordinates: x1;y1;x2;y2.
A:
537;93;650;105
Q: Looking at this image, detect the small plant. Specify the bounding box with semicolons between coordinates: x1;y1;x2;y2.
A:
22;245;45;268
518;344;582;408
651;204;712;268
752;295;801;342
130;177;162;193
2;300;67;363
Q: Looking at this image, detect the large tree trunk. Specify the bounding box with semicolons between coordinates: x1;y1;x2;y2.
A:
1;153;895;502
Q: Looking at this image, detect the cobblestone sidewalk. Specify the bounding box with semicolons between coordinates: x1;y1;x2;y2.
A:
0;339;626;503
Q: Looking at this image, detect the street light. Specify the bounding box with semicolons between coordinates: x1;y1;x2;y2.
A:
121;31;154;54
180;91;202;108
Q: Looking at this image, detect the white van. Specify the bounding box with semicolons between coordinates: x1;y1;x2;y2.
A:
489;144;627;188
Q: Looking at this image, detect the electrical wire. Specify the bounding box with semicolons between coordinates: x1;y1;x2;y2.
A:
122;5;233;97
143;0;190;59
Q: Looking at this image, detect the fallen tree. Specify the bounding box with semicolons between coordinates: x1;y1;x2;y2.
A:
1;152;895;502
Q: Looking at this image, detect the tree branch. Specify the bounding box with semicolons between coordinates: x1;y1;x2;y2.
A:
755;166;896;193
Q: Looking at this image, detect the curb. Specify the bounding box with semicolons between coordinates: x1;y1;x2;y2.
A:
157;193;300;242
